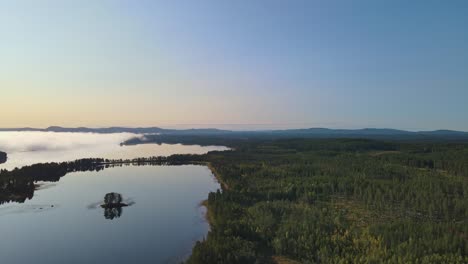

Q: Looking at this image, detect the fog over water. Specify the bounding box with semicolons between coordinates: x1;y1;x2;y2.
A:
0;132;228;263
0;132;228;170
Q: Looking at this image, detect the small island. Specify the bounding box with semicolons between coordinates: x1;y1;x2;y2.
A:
101;193;129;220
100;192;128;208
0;151;7;164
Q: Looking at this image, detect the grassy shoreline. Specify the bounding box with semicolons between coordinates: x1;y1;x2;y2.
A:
200;162;227;226
200;199;213;226
206;162;229;190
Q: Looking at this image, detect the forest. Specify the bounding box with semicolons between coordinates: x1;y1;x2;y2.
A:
185;138;468;263
1;138;467;263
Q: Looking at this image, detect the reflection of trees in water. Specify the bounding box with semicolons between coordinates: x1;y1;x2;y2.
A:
101;192;129;220
0;159;107;205
104;207;122;220
0;178;34;205
0;156;193;205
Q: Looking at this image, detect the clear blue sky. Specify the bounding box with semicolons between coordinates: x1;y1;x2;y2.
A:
1;0;467;130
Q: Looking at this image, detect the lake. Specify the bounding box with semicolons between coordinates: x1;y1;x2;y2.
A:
0;165;220;264
0;131;229;170
0;131;227;263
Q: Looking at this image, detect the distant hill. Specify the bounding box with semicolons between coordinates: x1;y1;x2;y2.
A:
1;126;468;141
0;126;229;135
260;128;468;141
45;126;168;134
266;128;410;136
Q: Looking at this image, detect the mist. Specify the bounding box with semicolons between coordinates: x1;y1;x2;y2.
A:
0;132;137;170
0;131;136;153
0;131;227;170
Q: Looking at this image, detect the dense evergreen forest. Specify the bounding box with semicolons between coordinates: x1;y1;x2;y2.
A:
1;138;467;263
186;139;468;263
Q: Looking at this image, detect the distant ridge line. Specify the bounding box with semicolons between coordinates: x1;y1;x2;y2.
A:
0;126;467;139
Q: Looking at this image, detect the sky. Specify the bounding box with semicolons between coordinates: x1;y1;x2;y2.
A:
1;0;467;130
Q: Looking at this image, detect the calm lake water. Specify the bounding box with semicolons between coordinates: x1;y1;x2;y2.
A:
0;132;228;263
0;131;229;170
0;165;220;264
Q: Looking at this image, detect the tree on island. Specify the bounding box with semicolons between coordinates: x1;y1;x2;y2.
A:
101;192;128;220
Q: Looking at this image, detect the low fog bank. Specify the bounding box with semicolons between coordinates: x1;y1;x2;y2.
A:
0;132;137;170
0;132;137;153
0;131;227;170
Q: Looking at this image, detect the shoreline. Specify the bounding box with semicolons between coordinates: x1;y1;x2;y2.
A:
199;199;213;227
191;164;224;263
206;162;229;191
200;162;226;227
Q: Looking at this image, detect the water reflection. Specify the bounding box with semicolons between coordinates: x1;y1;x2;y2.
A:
104;206;122;219
100;192;134;220
0;160;198;206
0;177;35;205
0;162;106;205
0;165;221;264
0;152;220;206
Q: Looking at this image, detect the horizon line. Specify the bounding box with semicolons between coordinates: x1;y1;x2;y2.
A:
0;125;467;133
